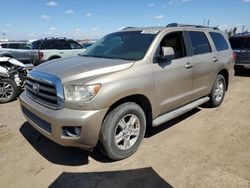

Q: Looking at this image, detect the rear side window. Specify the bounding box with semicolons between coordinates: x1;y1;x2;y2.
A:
189;31;211;55
1;44;8;48
8;43;20;49
210;32;229;51
41;40;57;49
56;40;71;50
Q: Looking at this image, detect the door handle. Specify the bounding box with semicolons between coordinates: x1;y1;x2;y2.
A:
213;57;218;62
185;62;193;69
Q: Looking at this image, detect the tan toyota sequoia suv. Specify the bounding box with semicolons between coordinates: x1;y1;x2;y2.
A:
20;24;235;160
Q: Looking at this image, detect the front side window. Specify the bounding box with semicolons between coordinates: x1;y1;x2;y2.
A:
155;31;187;60
21;43;32;49
209;32;229;51
41;40;57;49
82;31;157;61
70;41;83;49
189;31;211;55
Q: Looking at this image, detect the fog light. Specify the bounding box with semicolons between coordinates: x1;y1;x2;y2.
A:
62;126;81;137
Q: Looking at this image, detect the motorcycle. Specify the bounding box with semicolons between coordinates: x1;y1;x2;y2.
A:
0;57;33;103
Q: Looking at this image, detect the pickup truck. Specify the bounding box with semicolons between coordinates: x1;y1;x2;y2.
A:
0;47;38;65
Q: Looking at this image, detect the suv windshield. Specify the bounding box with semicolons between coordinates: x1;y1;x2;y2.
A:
229;37;250;49
82;31;157;60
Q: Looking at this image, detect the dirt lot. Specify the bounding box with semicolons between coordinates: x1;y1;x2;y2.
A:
0;70;250;188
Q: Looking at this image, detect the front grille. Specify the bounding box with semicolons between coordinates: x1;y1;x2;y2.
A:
26;77;58;108
21;105;52;133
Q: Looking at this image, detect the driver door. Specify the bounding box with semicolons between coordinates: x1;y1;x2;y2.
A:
152;31;193;115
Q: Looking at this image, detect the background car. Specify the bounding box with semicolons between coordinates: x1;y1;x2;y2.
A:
31;38;85;65
0;42;31;50
229;32;250;70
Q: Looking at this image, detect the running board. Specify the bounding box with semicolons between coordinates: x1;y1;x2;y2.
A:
152;97;210;127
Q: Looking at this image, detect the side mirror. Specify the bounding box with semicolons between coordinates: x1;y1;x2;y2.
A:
158;47;175;61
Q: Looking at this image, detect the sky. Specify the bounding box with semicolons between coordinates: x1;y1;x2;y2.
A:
0;0;250;40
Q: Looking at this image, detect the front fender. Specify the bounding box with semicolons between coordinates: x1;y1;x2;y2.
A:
0;66;9;77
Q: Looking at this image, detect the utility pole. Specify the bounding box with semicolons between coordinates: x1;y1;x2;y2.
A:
242;25;245;33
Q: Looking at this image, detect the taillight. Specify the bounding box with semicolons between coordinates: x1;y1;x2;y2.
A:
232;52;236;61
38;52;44;60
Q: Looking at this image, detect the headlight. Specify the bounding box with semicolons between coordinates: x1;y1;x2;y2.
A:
64;84;101;102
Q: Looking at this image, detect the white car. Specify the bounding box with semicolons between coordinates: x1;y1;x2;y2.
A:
32;38;85;65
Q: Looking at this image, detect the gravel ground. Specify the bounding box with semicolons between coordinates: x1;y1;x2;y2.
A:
0;70;250;188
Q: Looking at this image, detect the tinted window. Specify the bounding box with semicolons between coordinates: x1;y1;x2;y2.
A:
32;41;41;49
229;37;250;49
41;40;57;49
210;32;229;51
70;41;82;49
1;44;8;48
56;40;71;49
8;43;20;49
189;31;211;55
83;31;157;61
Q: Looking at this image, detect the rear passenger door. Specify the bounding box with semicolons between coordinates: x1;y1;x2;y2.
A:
187;31;214;100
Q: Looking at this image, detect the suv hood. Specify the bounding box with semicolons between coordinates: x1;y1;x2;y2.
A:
33;56;134;83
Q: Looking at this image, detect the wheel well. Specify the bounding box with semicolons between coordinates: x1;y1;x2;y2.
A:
105;94;153;127
218;69;229;90
48;56;61;60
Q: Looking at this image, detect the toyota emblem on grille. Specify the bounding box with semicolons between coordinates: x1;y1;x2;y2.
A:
32;83;40;94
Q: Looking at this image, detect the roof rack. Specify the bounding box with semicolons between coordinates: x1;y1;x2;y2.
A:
166;23;219;30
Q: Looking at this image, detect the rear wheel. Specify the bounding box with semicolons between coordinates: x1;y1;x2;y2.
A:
207;74;226;107
99;102;146;160
0;78;18;103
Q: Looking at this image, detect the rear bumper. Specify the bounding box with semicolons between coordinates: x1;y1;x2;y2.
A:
19;92;108;150
235;61;250;69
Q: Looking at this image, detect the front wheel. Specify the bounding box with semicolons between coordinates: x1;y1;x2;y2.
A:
207;74;226;107
0;78;18;103
99;102;146;160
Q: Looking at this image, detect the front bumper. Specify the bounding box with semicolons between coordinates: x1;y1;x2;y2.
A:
19;92;108;150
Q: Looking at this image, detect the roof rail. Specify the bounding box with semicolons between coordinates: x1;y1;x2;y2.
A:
166;23;219;30
122;27;135;30
56;37;67;40
233;32;250;36
44;37;55;40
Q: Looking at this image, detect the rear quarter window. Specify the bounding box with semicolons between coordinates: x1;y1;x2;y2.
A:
209;32;229;51
189;31;211;55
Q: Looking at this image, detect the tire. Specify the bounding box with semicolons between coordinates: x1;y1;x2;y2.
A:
99;102;146;160
0;78;18;103
207;74;226;107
